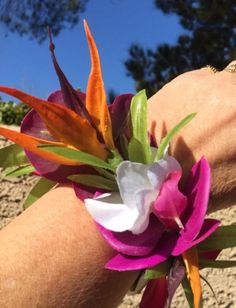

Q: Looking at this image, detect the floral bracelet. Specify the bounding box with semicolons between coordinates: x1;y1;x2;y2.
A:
0;21;236;308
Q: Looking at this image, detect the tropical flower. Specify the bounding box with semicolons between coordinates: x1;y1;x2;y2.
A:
85;156;220;307
85;157;219;271
0;21;128;181
85;155;181;234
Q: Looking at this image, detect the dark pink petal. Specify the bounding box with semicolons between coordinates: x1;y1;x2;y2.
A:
148;132;157;147
109;94;133;140
181;157;211;241
105;232;178;271
172;219;220;256
154;171;187;230
140;277;168;308
73;183;95;201
73;181;105;201
97;215;165;257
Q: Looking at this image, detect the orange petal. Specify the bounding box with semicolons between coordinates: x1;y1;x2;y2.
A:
0;127;82;166
182;247;202;308
0;86;107;160
84;20;115;150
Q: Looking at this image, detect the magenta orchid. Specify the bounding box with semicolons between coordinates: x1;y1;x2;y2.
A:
85;157;220;271
85;155;181;234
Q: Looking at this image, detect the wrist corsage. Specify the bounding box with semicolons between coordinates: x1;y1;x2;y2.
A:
0;21;236;308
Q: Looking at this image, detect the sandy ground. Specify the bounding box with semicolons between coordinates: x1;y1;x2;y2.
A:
0;130;235;307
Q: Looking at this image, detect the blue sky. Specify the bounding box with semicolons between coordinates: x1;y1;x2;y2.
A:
0;0;183;102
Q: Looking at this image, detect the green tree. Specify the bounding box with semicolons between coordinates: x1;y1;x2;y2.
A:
0;0;88;43
125;0;236;97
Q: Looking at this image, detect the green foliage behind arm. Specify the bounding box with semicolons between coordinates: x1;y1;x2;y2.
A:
0;100;31;126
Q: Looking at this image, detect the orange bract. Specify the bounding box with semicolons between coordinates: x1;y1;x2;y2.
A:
0;127;82;165
84;20;115;150
0;86;107;160
182;247;202;308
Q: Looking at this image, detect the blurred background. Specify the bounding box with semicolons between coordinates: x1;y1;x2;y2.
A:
0;0;235;124
0;0;236;125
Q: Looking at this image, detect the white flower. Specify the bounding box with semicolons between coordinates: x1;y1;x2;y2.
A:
84;156;181;234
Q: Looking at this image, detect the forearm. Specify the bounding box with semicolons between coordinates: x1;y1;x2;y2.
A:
0;185;137;308
148;66;236;212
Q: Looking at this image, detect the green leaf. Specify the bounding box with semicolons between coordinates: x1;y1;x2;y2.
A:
144;260;171;280
23;177;56;209
68;174;118;191
94;167;115;181
182;276;194;308
200;275;218;306
119;134;129;160
2;164;35;177
128;138;146;163
199;259;236;269
156;113;197;160
128;90;152;163
38;145;115;171
198;225;236;251
0;144;29;168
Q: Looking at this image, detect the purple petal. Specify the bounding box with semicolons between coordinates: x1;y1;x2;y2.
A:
27;158;81;183
48;34;86;115
21;109;54;141
181;157;211;241
47;90;66;105
21;108;81;182
105;232;178;271
109;94;133;140
166;259;186;308
154;171;187;230
97;215;165;256
48;89;86;109
172;219;220;256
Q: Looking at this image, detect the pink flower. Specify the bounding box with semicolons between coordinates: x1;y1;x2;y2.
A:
92;157;219;271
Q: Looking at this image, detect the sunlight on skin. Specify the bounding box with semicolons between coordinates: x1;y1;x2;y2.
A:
147;63;236;212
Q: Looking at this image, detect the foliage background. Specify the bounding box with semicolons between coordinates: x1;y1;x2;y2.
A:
0;99;31;126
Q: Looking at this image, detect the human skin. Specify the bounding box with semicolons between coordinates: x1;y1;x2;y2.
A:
148;61;236;212
0;185;138;308
0;63;235;307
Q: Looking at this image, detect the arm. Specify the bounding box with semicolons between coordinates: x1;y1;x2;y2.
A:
0;185;137;308
148;62;236;212
0;63;235;308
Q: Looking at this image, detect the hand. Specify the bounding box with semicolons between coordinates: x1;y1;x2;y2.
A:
148;61;236;212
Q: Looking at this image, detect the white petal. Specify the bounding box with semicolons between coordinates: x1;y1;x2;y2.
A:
148;156;181;190
164;155;181;173
84;192;138;232
131;188;157;234
116;161;152;207
147;163;167;192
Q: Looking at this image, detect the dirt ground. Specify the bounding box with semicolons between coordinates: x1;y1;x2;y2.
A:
0;131;235;307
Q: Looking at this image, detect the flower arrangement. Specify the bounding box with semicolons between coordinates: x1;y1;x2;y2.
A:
0;21;236;308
